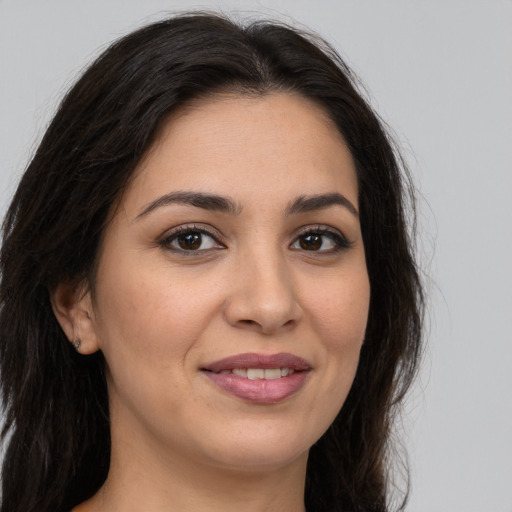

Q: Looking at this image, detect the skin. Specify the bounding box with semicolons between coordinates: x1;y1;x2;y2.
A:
52;92;370;512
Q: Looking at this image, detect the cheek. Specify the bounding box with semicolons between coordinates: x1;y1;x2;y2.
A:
310;270;370;346
91;265;218;422
306;268;370;398
91;258;227;393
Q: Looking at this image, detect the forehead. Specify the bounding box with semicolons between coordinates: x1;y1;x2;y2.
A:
123;92;358;216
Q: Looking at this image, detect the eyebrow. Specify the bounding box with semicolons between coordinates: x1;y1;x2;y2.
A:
135;190;358;220
135;191;242;220
285;193;359;217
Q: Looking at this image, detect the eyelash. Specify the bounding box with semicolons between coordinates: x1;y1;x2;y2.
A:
159;224;352;255
291;226;353;254
159;225;224;255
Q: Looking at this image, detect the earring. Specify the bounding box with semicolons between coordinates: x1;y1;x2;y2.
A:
72;338;81;350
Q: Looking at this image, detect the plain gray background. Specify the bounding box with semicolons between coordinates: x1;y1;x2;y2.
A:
1;1;511;511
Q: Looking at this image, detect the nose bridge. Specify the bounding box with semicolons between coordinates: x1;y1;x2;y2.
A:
225;240;301;333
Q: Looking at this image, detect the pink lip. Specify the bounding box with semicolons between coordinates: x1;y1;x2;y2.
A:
201;352;311;404
202;352;311;372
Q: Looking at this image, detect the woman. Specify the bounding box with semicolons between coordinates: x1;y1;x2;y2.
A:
0;12;423;512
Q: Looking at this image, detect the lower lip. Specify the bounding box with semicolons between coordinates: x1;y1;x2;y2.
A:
203;371;309;403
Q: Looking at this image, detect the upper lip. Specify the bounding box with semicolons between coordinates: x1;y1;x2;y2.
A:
202;352;311;373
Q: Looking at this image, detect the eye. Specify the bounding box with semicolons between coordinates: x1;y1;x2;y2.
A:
290;227;352;253
160;226;224;253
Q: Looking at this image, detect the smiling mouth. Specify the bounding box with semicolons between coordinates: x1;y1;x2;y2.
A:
201;353;310;403
208;367;297;379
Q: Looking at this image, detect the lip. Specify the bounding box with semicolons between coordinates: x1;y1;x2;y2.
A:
202;352;311;372
201;352;311;404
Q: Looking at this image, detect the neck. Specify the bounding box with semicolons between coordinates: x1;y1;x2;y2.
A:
75;423;308;512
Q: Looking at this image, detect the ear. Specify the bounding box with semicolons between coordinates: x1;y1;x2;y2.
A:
50;280;101;355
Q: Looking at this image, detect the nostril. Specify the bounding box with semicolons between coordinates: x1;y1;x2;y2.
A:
235;317;297;334
224;289;303;334
238;319;258;327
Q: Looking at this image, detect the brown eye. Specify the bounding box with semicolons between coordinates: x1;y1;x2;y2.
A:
161;227;224;253
291;228;351;253
177;232;202;250
299;234;322;251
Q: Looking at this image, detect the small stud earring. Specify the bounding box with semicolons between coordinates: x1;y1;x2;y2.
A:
72;338;81;350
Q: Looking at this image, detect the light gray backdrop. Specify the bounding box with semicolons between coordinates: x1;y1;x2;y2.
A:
1;1;511;511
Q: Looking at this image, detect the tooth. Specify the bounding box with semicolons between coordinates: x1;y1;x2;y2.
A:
264;368;281;380
219;370;231;375
233;368;248;378
280;368;289;377
288;369;295;375
247;368;265;380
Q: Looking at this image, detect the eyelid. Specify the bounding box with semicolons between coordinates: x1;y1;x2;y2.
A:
291;224;353;252
157;223;352;255
294;224;344;237
159;223;225;252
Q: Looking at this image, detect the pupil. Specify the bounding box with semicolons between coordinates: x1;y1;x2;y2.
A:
300;234;322;250
178;233;201;250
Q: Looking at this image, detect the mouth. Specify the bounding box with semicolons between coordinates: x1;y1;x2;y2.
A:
210;367;298;379
201;353;311;403
202;352;311;373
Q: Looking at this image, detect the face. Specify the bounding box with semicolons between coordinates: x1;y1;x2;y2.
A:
79;93;370;473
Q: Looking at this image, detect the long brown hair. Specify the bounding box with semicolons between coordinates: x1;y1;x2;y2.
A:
0;13;423;512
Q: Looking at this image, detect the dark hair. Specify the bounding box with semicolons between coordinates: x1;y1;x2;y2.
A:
0;12;423;512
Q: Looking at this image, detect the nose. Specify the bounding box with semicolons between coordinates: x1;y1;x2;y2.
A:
223;250;303;335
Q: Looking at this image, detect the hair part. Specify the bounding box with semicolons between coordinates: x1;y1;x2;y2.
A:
0;12;423;512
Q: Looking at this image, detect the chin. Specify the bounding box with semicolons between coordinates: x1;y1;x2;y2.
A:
210;446;309;474
196;422;317;472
